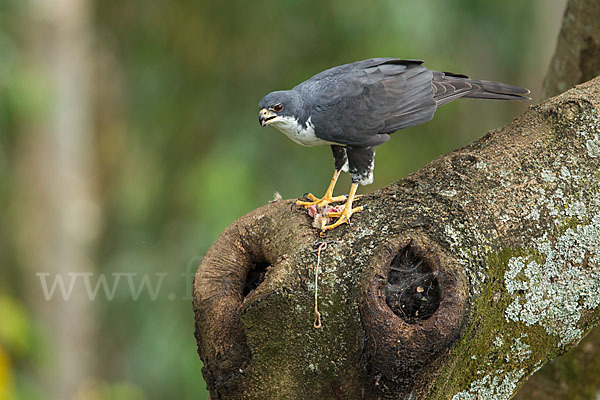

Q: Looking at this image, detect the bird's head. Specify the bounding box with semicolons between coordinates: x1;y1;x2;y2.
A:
258;90;304;128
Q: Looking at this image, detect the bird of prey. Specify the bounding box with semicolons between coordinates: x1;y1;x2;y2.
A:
258;58;529;231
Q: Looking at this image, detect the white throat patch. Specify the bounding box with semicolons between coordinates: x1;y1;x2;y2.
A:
270;116;332;147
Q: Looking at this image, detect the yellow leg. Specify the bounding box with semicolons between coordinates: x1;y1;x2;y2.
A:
294;169;347;208
321;182;363;231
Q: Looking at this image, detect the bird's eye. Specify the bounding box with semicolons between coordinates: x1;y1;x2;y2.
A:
273;103;283;112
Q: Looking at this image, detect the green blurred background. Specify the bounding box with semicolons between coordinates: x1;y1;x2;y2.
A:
0;0;566;399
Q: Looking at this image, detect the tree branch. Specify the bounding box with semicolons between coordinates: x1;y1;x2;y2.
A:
513;0;600;397
194;76;600;399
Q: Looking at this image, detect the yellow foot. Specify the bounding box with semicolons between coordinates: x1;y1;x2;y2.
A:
294;193;347;208
321;205;364;232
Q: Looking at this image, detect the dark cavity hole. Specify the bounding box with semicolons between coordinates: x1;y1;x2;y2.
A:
385;246;440;323
242;258;269;298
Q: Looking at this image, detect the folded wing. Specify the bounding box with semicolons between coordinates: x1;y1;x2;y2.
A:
297;58;529;147
298;59;437;147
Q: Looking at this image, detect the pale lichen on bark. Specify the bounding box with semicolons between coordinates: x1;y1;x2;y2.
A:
501;109;600;346
516;0;600;394
413;79;600;399
504;212;600;346
452;368;526;400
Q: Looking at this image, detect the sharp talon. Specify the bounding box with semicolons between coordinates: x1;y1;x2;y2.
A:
319;182;360;232
303;192;310;197
293;192;340;209
291;201;298;210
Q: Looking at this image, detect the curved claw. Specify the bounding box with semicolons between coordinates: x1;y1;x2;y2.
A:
321;205;364;232
326;206;363;219
294;193;346;209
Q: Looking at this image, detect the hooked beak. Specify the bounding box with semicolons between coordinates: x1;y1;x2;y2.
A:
259;108;277;127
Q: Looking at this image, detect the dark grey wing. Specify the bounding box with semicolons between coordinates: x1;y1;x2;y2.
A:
297;59;436;147
298;58;423;86
432;71;530;106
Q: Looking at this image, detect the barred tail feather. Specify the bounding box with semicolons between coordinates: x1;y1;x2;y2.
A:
432;71;530;107
463;80;531;101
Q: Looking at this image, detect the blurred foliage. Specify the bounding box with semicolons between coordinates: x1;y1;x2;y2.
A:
0;347;13;400
0;0;563;398
0;296;31;356
0;295;43;400
74;381;146;400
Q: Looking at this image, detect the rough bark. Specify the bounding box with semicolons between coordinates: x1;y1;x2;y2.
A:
194;76;600;399
542;0;600;99
514;0;600;398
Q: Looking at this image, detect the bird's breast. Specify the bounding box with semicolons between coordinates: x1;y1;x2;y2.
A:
271;116;333;147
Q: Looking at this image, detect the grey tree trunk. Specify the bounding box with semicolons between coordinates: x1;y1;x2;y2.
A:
194;76;600;399
14;0;99;398
542;0;600;99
